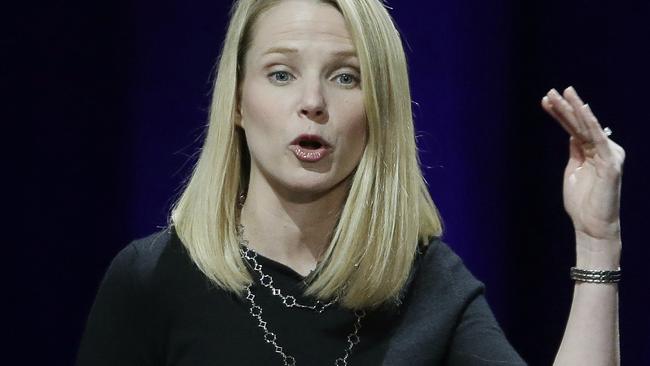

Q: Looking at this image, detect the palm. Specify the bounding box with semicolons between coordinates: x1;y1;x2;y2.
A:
542;87;625;241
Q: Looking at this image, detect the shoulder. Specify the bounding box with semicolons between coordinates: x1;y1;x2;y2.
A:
111;228;172;272
381;238;488;363
107;226;189;290
394;236;486;323
122;227;175;268
76;228;180;365
415;237;485;299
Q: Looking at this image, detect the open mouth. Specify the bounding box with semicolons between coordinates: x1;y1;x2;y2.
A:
289;134;331;162
291;134;330;149
298;140;323;149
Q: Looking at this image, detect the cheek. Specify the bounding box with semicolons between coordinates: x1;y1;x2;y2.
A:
240;76;289;131
340;97;368;149
240;86;282;160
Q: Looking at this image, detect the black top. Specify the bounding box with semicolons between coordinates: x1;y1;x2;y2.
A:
76;228;527;365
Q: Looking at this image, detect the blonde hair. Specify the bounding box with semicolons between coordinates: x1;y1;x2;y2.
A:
170;0;443;310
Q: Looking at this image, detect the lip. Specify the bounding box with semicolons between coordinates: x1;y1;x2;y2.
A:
289;134;332;163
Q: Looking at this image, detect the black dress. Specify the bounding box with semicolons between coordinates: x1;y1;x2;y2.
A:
76;228;526;365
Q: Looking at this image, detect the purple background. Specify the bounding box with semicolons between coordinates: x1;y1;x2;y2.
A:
9;0;649;364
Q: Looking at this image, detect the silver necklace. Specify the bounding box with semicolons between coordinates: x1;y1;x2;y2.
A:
240;244;338;312
237;225;366;366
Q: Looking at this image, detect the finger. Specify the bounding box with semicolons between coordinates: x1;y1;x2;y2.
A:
581;103;614;159
541;96;578;136
562;86;591;139
542;92;587;140
563;86;615;161
547;89;589;142
568;136;585;163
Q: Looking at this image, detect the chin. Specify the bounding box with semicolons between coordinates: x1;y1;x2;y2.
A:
252;160;354;199
283;177;336;195
277;171;350;199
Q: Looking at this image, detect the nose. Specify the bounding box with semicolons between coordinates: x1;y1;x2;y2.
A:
299;80;328;123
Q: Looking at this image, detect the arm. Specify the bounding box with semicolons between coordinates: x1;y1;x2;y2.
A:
542;86;625;366
432;240;527;365
76;243;154;366
445;288;527;366
553;235;621;366
382;239;528;366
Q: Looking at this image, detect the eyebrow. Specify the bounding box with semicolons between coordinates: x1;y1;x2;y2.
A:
261;46;358;59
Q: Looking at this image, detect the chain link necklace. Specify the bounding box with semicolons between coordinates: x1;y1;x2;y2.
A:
237;225;366;366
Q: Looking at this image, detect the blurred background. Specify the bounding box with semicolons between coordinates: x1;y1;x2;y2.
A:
8;0;649;364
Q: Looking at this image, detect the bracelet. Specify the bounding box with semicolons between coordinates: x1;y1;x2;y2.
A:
570;267;621;283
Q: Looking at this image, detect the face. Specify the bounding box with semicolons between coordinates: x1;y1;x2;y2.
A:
238;0;367;199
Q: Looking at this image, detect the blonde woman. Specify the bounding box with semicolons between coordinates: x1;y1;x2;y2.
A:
76;0;625;365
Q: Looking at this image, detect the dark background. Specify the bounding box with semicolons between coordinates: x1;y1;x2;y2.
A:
8;0;649;364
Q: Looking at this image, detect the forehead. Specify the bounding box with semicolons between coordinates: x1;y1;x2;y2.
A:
249;1;355;55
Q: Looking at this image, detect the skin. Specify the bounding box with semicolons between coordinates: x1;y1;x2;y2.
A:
236;0;366;276
542;87;624;365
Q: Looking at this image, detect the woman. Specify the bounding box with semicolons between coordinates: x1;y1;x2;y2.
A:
76;0;625;365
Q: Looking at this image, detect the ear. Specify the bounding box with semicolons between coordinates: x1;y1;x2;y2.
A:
235;103;244;128
235;83;244;128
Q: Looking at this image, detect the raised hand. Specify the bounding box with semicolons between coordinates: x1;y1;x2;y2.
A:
540;86;625;256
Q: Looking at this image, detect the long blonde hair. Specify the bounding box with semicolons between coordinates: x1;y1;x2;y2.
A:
170;0;443;310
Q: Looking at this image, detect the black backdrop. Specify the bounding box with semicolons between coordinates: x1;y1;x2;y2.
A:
8;0;649;365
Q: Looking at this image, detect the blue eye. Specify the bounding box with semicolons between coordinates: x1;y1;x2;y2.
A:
335;73;359;87
268;71;294;84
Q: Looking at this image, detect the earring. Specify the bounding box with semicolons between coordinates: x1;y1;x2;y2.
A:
238;192;247;208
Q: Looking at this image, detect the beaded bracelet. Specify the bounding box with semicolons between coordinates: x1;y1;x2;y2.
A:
570;267;622;283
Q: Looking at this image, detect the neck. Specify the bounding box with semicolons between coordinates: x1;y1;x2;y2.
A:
239;176;349;276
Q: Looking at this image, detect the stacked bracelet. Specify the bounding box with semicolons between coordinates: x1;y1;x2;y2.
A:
570;267;622;283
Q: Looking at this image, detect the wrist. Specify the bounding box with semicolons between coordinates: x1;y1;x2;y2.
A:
575;232;621;270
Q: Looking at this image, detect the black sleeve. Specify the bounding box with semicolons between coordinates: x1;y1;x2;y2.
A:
444;285;527;366
76;243;155;366
382;239;528;365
